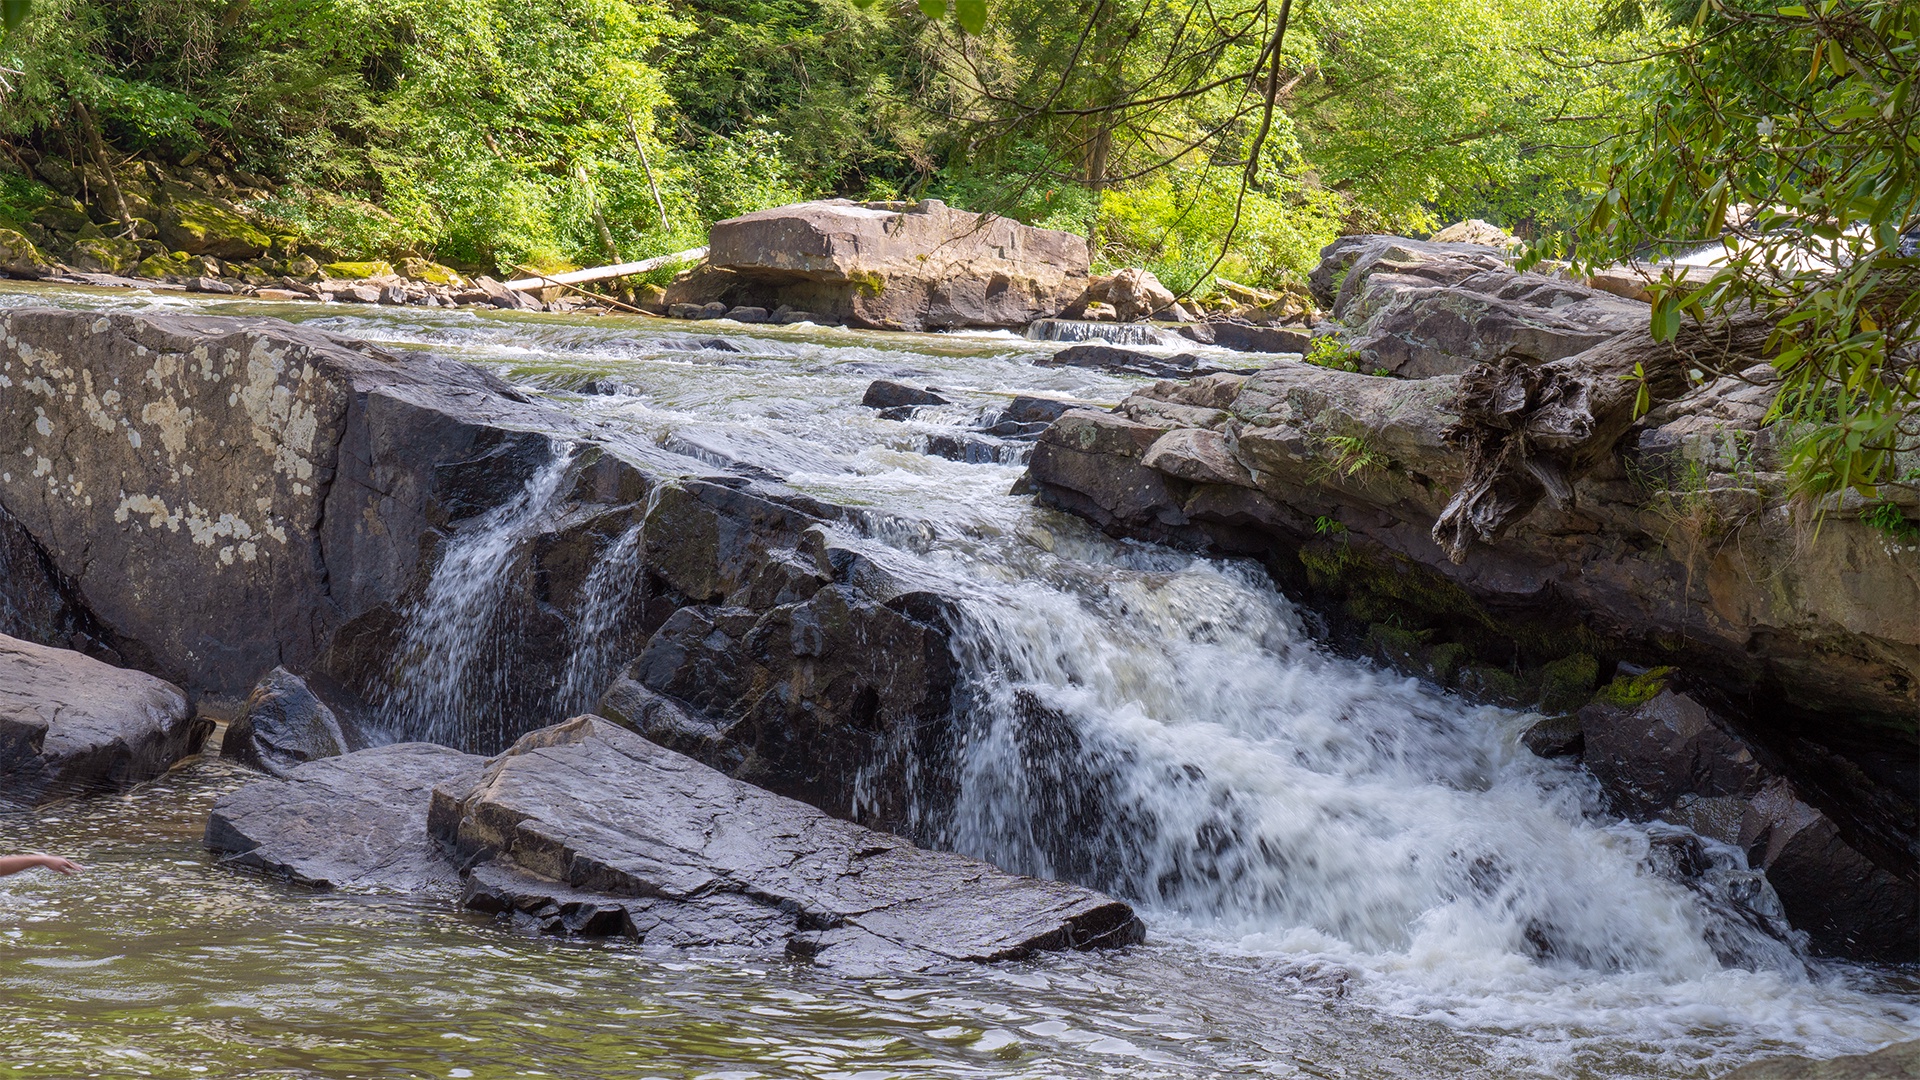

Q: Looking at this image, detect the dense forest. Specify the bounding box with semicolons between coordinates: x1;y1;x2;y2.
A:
0;0;1638;289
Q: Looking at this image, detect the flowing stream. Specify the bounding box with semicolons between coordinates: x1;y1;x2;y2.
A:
1;281;1915;1079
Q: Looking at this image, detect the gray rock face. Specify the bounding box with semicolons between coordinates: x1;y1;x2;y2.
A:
427;716;1144;974
0;633;208;804
670;199;1090;331
221;667;353;777
205;742;483;891
1313;235;1647;379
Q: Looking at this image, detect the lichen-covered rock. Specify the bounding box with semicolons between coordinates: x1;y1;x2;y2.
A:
0;633;208;804
397;258;463;286
675;198;1089;331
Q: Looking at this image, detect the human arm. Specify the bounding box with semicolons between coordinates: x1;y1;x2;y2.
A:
0;854;83;877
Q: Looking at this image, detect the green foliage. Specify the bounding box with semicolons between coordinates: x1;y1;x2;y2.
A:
1572;0;1920;504
1861;501;1920;544
1305;335;1363;372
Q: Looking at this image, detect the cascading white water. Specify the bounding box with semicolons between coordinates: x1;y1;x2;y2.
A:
556;482;669;712
382;441;577;747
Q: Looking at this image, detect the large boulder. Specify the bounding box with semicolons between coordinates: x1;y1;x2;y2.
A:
1312;235;1648;379
426;716;1144;974
671;199;1089;331
0;307;698;723
0;633;208;804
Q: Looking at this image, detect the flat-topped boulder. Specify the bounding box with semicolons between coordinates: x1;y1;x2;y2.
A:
0;634;208;804
428;716;1144;974
206;742;483;891
667;199;1090;332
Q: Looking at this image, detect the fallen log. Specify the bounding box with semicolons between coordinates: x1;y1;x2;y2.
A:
509;264;660;317
503;247;706;293
1432;312;1776;563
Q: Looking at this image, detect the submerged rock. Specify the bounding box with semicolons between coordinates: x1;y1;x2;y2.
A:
206;742;483;891
427;716;1144;974
1718;1039;1920;1079
668;199;1089;332
0;633;208;804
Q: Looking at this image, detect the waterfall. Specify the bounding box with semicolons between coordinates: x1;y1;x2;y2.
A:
1026;319;1173;346
556;483;668;712
381;441;578;748
885;545;1811;998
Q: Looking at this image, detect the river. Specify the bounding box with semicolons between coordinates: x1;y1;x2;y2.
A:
1;281;1914;1079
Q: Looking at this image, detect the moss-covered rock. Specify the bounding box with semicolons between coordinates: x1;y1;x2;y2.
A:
1538;653;1599;715
323;260;395;281
1364;622;1431;668
134;250;201;279
157;196;272;260
31;198;92;234
1457;663;1525;705
67;237;142;275
398;257;463;286
1424;641;1470;686
0;228;53;277
1594;665;1674;709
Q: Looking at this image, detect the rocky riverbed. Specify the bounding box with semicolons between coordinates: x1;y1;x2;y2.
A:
0;268;1914;1078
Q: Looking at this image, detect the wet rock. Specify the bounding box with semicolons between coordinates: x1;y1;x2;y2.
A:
427;716;1145;974
1520;714;1585;759
0;633;208;805
618;581;956;825
1738;779;1918;962
222;667;353;777
725;305;769;323
862;380;950;410
1027;410;1187;537
925;432;1014;464
1181;322;1311;354
1039;344;1198;379
1581;692;1769;816
674;199;1088;332
186;276;235;294
1000;396;1079;425
1717;1038;1920;1079
205;742;483;891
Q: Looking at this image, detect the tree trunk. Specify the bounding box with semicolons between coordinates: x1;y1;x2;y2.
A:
72;99;134;235
1432;313;1776;562
574;164;621;264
